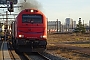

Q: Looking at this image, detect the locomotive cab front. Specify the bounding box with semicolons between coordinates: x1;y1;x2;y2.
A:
12;9;47;52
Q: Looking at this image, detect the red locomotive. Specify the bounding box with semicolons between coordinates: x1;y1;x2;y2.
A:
11;9;47;52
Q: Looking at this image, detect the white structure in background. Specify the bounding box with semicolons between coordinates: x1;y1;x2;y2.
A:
48;21;61;32
65;18;73;32
73;21;77;29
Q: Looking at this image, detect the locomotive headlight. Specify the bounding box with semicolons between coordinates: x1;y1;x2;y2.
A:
19;35;24;38
40;35;47;38
31;10;34;12
19;35;21;37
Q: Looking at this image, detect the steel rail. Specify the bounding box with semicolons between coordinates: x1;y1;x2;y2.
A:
7;42;16;60
38;52;51;60
1;41;4;60
24;53;32;60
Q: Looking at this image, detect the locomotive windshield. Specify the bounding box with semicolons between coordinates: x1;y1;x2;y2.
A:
22;14;43;23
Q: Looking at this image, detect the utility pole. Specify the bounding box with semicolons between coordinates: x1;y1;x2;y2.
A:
62;24;63;32
4;11;8;41
89;20;90;33
57;19;58;33
2;15;4;21
59;21;61;32
72;20;73;31
6;11;8;26
83;20;84;27
55;21;56;30
47;18;48;33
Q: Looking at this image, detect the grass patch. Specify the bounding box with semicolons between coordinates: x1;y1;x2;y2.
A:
71;44;90;48
47;33;90;60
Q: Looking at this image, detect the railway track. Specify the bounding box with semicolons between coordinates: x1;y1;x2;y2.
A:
7;41;30;60
1;41;29;60
24;52;68;60
7;41;66;60
38;52;51;60
24;52;51;60
24;52;50;60
4;41;21;60
1;41;68;60
8;49;16;60
1;41;18;60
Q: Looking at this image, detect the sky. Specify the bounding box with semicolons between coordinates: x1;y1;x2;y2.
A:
0;0;90;25
37;0;90;24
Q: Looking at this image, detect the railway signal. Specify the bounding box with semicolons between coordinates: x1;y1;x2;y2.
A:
8;1;14;12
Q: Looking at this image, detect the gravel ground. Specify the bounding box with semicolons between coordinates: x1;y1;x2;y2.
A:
46;46;90;60
47;33;90;60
